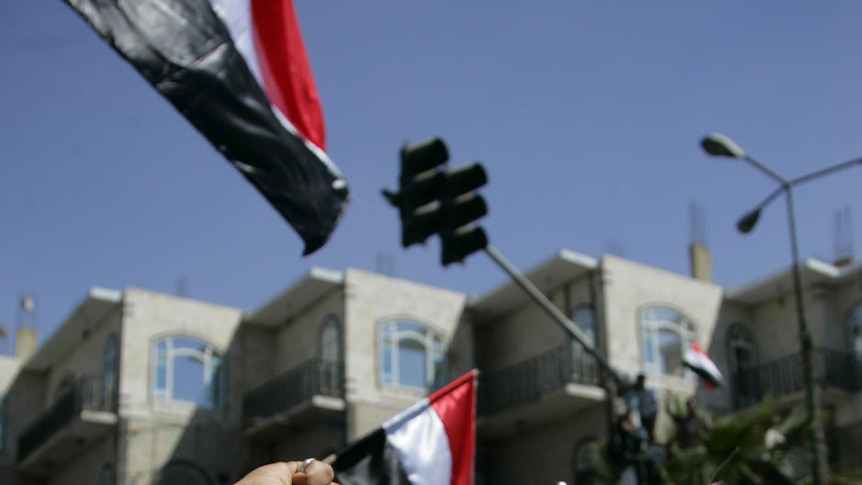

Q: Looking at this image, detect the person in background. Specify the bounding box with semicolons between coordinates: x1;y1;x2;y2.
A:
625;374;658;441
666;394;708;448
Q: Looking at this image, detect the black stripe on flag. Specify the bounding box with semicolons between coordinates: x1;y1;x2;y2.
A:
331;428;412;485
62;0;349;255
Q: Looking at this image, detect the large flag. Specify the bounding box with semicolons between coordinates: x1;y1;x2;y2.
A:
332;370;477;485
683;341;724;388
62;0;349;255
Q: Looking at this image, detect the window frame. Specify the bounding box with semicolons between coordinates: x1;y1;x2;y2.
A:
319;315;343;396
638;305;697;378
726;322;759;407
150;334;225;409
377;319;447;390
570;303;596;345
102;334;118;410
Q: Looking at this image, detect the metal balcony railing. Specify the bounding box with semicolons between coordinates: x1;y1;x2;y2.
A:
243;359;344;420
732;349;862;409
17;375;115;463
478;343;602;416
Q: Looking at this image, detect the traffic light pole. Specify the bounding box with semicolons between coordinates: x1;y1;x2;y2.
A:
483;245;628;387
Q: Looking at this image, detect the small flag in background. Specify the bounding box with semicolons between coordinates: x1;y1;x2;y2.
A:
62;0;349;255
332;370;477;485
683;341;724;388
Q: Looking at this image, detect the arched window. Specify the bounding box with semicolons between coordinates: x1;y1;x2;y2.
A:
848;301;862;355
102;334;118;410
572;436;600;485
379;320;446;389
152;336;224;408
727;323;759;408
319;316;342;396
571;305;595;343
639;306;697;377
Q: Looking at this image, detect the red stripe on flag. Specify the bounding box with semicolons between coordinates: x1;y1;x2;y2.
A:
250;0;326;149
429;370;476;485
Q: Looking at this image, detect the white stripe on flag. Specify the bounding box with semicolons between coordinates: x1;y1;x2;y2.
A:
383;397;452;485
206;0;343;179
208;0;263;85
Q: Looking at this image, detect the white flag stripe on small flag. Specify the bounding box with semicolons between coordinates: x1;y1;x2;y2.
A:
333;370;477;485
684;341;724;387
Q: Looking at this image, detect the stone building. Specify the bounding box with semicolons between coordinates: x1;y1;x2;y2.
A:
0;248;860;484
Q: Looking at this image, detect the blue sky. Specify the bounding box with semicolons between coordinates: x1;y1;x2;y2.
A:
2;2;861;346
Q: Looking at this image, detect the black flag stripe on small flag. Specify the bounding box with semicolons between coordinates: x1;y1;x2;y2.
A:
62;0;349;255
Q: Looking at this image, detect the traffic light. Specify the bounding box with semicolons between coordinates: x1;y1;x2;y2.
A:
382;137;489;266
439;163;488;266
382;138;449;248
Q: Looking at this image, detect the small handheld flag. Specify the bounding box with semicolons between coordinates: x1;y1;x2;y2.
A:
332;370;477;485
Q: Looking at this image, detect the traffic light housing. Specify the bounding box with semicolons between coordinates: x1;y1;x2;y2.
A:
382;138;489;266
382;138;449;248
439;163;489;265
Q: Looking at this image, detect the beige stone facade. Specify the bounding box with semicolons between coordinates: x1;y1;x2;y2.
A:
0;251;860;484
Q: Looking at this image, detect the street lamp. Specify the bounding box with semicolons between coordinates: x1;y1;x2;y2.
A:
701;132;862;485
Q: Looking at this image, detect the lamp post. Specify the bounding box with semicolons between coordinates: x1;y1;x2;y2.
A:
701;132;862;485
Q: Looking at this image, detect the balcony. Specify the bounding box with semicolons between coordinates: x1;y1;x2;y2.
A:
242;359;345;440
17;375;117;476
478;343;606;437
732;349;862;410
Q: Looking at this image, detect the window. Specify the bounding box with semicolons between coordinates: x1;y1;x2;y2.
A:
570;305;596;380
639;306;697;377
379;320;446;389
848;301;862;355
319;316;342;396
727;323;759;408
571;305;596;343
572;436;600;485
152;336;224;408
102;334;118;410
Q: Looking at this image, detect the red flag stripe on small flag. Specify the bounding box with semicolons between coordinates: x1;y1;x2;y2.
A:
684;341;724;387
333;370;477;485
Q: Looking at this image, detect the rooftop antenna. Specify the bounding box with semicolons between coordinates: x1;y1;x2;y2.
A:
833;206;855;266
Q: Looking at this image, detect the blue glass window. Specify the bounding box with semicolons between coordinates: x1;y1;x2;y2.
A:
639;306;697;377
151;336;224;408
379;320;446;389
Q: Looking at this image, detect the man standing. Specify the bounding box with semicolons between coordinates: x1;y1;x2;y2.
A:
626;374;658;441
